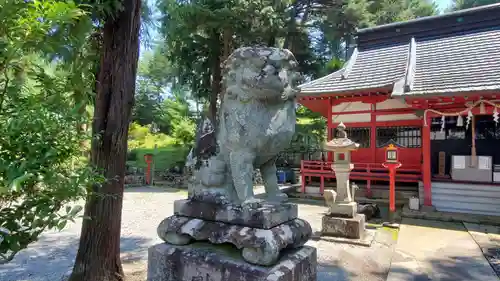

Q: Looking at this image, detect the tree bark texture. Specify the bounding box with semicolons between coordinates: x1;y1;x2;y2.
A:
209;30;221;125
69;0;141;280
218;27;232;109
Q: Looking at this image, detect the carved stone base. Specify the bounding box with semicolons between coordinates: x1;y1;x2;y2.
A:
174;199;298;229
147;242;317;281
157;215;312;266
327;202;357;218
321;214;366;239
188;187;234;205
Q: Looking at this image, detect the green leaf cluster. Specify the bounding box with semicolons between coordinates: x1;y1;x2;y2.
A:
0;0;103;263
448;0;500;11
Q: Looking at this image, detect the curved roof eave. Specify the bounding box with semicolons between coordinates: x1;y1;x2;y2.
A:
298;67;346;90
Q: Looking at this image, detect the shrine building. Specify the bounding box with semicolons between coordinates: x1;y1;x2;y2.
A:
297;4;500;216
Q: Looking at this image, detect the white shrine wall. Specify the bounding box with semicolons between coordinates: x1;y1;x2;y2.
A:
331;98;420;123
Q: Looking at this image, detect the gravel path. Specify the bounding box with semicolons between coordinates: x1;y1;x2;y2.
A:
0;187;186;281
0;187;398;281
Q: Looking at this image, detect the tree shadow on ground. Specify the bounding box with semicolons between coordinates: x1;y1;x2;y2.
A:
0;231;152;281
317;259;393;281
372;254;498;281
317;261;357;281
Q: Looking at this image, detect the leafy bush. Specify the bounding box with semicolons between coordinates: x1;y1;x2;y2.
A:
0;0;101;263
127;122;191;171
0;101;101;262
133;146;190;171
172;117;196;145
128;122;175;150
127;149;138;161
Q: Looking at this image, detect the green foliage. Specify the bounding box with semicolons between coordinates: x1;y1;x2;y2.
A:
290;106;327;151
133;46;196;136
128;122;176;149
127;121;193;171
317;0;437;71
133;147;190;171
368;0;436;25
132;80;163;127
157;0;295;103
153;0;439;155
0;0;101;263
449;0;500;11
172;117;196;145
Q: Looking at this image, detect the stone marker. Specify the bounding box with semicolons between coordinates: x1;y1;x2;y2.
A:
321;123;366;240
147;47;316;281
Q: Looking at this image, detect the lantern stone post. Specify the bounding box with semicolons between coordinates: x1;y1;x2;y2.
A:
321;123;366;239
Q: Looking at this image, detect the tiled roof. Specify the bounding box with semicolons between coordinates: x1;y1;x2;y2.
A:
299;4;500;98
410;28;500;96
299;44;408;95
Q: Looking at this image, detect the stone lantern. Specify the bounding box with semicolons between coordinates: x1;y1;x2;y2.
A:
322;122;365;239
324;122;360;211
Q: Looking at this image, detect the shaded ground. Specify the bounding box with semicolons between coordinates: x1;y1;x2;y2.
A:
292;198;399;281
0;187;398;281
387;218;498;281
464;222;500;277
0;187;183;281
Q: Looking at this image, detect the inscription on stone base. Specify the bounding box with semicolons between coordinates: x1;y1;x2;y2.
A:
321;214;366;239
147;243;317;281
174;199;298;229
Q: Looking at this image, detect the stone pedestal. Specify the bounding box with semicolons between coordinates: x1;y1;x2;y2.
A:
326;202;357;218
153;199;313;267
331;164;354;202
321;214;366;239
148;243;317;281
174;199;298;229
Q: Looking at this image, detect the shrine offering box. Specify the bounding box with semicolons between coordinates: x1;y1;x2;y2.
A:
493;165;500;183
451;155;492;183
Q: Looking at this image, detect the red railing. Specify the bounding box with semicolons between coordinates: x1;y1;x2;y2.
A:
300;160;422;194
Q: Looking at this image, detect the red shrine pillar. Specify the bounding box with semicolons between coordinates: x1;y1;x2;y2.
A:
327;99;333;162
422;115;432;206
368;104;377;198
144;154;153;185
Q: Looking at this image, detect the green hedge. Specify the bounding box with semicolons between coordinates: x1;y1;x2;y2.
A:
129;146;191;171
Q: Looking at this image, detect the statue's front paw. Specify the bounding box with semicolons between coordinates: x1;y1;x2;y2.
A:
267;192;288;203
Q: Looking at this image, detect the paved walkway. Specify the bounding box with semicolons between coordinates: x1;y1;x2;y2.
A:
387;218;498;281
464;223;500;276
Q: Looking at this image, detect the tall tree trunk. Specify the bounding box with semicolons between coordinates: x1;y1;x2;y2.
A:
219;27;232;103
283;1;301;50
267;0;283;47
68;0;141;280
209;31;221;125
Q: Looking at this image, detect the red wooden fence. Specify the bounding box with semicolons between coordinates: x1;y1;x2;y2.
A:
300;160;421;194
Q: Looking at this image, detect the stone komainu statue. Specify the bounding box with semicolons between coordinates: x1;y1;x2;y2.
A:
189;47;302;206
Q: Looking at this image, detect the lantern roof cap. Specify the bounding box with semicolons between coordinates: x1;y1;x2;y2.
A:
324;123;360;151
